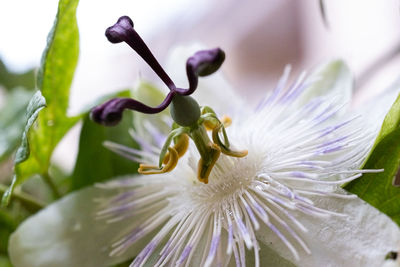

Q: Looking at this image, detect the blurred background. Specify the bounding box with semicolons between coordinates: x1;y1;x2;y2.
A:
1;0;400;172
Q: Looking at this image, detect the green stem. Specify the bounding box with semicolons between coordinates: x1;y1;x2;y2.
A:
41;172;61;199
0;184;45;212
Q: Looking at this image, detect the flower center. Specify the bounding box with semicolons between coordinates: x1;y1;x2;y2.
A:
91;15;248;184
188;152;261;205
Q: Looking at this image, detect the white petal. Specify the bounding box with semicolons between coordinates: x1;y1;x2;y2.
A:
382;259;400;267
165;44;244;116
240;239;296;267
355;78;400;131
8;184;152;267
256;190;400;267
298;60;353;109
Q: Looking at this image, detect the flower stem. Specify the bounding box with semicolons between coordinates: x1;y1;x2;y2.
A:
41;172;61;199
0;184;45;212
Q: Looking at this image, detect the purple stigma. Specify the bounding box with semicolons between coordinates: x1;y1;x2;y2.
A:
175;48;225;95
91;92;176;126
91;15;225;126
105;16;176;89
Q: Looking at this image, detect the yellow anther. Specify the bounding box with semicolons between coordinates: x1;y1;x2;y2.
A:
203;115;232;131
221;115;232;128
204;115;231;131
197;143;221;184
212;127;248;158
203;120;217;131
163;134;189;164
138;147;179;174
174;133;189;157
220;147;248;158
138;105;246;184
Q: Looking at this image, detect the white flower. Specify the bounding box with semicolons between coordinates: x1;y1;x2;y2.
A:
8;51;400;267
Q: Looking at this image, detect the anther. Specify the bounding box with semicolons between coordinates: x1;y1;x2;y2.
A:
138;147;179;174
163;134;189;164
197;143;221;184
212;125;248;158
91;15;249;185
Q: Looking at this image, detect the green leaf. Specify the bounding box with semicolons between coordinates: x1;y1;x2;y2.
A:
0;89;33;163
371;93;400;148
0;254;13;267
0;197;35;256
0;58;35;90
1;91;46;206
345;93;400;226
14;92;47;164
8;0;80;195
71;91;139;190
0;209;16;253
31;0;80;167
111;259;133;267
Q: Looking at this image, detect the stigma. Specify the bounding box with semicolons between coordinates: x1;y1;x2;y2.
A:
90;15;247;183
